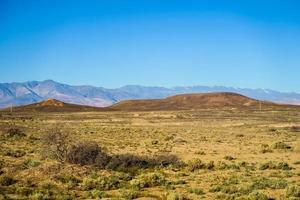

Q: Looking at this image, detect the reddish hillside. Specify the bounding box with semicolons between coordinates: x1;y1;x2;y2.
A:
110;92;279;111
2;99;110;112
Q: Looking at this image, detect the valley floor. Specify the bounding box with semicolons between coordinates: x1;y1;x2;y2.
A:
0;108;300;199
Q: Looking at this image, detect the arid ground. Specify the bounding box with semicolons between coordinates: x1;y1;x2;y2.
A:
0;108;300;199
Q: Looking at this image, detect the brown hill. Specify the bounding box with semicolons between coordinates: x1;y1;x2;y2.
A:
2;98;109;112
109;92;281;111
2;92;296;112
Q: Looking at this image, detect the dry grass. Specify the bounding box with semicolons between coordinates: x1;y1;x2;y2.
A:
0;107;299;199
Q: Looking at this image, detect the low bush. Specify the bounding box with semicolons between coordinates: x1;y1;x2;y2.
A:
260;144;273;153
272;142;292;150
130;171;166;189
187;187;204;195
187;159;214;171
4;149;26;158
224;156;236;161
81;175;120;191
247;191;269;200
251;177;288;190
106;153;183;171
286;185;300;198
5;127;26;138
41;127;73;163
259;161;292;170
66;142;110;166
0;175;17;186
290;126;300;132
18;159;41;170
120;189;140;199
166;192;188;200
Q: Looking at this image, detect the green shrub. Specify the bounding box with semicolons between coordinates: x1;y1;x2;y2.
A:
251;177;287;190
167;192;187;200
286;185;300;198
55;174;81;187
120;189;139;199
187;187;204;195
247;191;269;200
81;175;120;191
19;159;41;170
130;171;166;189
187;159;214;171
259;161;292;170
209;185;222;193
89;189;107;199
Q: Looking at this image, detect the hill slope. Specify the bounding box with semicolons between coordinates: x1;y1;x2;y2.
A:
110;92;279;111
3;99;108;112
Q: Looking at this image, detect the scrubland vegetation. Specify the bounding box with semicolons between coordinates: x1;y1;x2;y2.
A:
0;108;300;199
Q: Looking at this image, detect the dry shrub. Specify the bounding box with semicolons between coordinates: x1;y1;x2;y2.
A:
41;126;73;163
106;153;183;171
66;142;110;167
5;127;26;138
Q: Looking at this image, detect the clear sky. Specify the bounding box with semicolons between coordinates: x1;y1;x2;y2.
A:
0;0;300;92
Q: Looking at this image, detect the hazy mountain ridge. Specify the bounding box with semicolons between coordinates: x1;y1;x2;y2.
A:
1;80;300;108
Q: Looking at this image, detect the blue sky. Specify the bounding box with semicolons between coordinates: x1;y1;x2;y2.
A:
0;0;300;92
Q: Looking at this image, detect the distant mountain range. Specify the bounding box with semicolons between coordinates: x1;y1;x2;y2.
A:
1;80;300;108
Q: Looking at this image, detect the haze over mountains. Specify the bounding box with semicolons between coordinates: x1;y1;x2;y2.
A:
1;80;300;109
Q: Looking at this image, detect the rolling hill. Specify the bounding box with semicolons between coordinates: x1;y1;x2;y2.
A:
110;92;279;111
1;80;300;109
3;98;109;112
4;92;295;112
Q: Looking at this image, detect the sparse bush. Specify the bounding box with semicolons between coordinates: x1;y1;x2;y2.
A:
269;128;277;132
120;189;140;199
19;159;41;170
167;192;187;200
259;161;292;170
4;149;26;158
290;126;300;132
5;127;26;138
251;177;288;190
81;175;120;191
247;191;269;200
195;150;206;155
272;142;292;150
187;159;214;171
286;185;300;198
209;185;222;193
89;189;107;199
224;156;236;161
260;144;273;153
187;187;204;195
215;161;240;170
0;175;17;186
54;174;81;187
42;126;73;163
151;140;159;145
106;153;183;171
130;171;166;189
66;142;110;166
